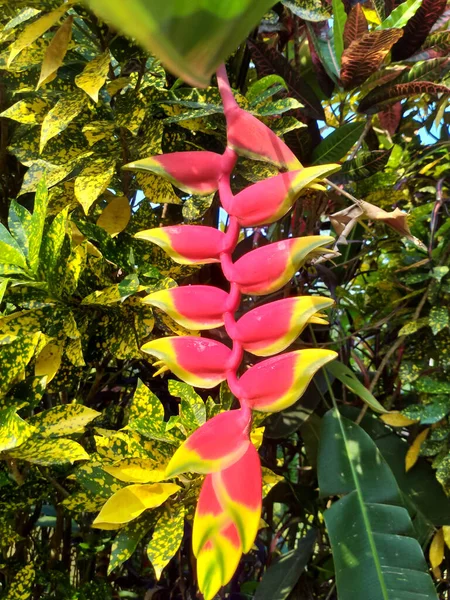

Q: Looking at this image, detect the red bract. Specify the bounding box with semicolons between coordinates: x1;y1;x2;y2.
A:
134;64;338;600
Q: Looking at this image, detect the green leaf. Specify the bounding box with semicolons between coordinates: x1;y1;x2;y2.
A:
28;404;100;437
333;150;392;183
332;0;347;67
86;0;278;86
8;200;32;257
81;274;139;305
0;279;8;304
246;74;287;105
378;0;423;29
429;307;449;335
40;206;69;293
0;406;36;452
254;529;316;600
8;437;89;465
147;506;185;580
403;396;450;425
168;379;206;429
108;513;157;574
398;316;429;336
414;377;450;395
0;223;27;270
318;409;438;600
28;179;49;273
325;360;387;413
4;563;35;600
312;122;365;164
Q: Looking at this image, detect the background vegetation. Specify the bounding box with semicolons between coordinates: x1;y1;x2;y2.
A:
0;0;449;598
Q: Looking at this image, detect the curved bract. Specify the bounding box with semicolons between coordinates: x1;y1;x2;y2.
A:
135;65;338;600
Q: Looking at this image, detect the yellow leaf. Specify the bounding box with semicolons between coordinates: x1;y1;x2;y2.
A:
37;15;73;89
35;340;63;383
28;404;100;437
75;158;116;214
429;528;444;572
7;4;68;66
0;97;51;124
96;195;131;237
443;526;450;549
102;459;167;483
92;483;180;528
362;7;381;24
405;428;429;472
380;412;419;427
75;50;111;102
262;467;284;496
250;427;265;450
40;89;87;152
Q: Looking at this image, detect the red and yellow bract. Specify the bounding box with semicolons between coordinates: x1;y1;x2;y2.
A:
130;65;338;600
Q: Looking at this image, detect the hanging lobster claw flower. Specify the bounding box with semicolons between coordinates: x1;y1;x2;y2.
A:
123;151;223;195
143;286;229;330
235;296;334;356
239;349;337;412
165;409;251;477
135;226;225;265
229;236;334;296
197;521;242;600
228;165;340;227
225;105;301;171
213;443;261;553
141;336;231;388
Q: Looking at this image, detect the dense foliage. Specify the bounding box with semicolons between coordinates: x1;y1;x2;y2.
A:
0;0;449;599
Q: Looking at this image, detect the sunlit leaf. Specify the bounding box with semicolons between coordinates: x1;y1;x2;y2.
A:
147;506;185;580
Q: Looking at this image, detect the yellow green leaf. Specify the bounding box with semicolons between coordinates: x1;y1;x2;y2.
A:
147;506;185;580
28;404;100;437
7;4;68;67
37;15;73;89
380;412;419;427
75;157;116;214
92;482;180;528
27;178;49;273
40;90;87;152
0;97;51;124
262;467;284;496
102;458;167;483
81;274;139;305
35;340;64;383
250;426;265;450
0;332;41;398
405;428;429;472
137;172;181;204
8;437;89;465
96;195;131;237
109;513;157;574
75;50;111;102
4;563;35;600
62;490;106;513
0;406;36;452
429;528;444;570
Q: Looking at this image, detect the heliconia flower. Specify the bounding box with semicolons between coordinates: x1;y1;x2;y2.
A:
212;443;261;554
143;286;229;330
233;296;334;356
227;236;334;296
224;165;340;227
192;474;227;557
225;105;301;171
165;409;252;477
123;151;223;195
238;349;338;412
197;521;242;600
135;225;225;265
141;336;231;388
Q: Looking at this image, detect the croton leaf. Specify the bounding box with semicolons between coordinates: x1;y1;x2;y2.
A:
391;0;447;59
340;29;404;89
378;102;403;135
343;4;368;49
359;80;450;113
332;149;392;183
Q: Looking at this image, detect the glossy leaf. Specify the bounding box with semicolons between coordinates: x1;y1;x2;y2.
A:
74;158;116;214
0;406;36;452
40;90;87;152
28;404;100;437
282;0;331;22
147;506;185;579
318;409;438;600
312;122;365;164
92;483;180;528
344;4;368;49
378;0;424;29
392;0;447;60
37;16;73;89
325;360;387;413
86;0;277;87
332;0;347;66
75;51;111;103
108;513;157;574
8;437;89;466
359;80;450;113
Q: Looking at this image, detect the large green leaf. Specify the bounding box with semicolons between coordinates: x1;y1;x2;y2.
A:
325;360;387;413
312;122;364;164
318;409;438;600
332;0;347;67
253;529;317;600
86;0;277;87
378;0;423;29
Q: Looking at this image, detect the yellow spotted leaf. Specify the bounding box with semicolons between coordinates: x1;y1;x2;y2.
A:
8;437;89;465
75;157;116;214
35;340;64;383
7;4;68;66
0;332;41;397
262;467;284;496
4;563;35;600
0;406;36;452
250;427;265;450
75;50;111;102
137;172;181;205
28;404;100;437
380;412;419;427
102;458;167;483
62;490;106;513
429;528;444;573
92;483;180;528
0;97;51;124
108;513;157;574
96;195;131;237
405;428;429;472
37;15;73;89
40;89;87;152
147;506;185;580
